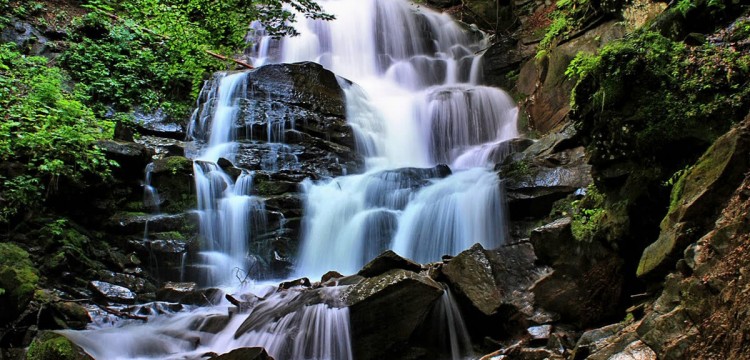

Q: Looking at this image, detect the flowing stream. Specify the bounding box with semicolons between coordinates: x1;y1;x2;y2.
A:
61;0;518;359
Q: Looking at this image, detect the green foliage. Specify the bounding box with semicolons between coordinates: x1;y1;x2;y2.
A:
571;185;606;242
569;30;750;166
536;0;602;57
0;44;115;223
60;0;332;117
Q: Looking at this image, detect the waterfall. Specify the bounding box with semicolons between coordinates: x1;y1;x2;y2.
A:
61;1;517;359
251;0;518;279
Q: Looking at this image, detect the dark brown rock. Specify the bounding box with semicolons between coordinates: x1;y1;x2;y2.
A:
346;269;444;360
358;250;422;278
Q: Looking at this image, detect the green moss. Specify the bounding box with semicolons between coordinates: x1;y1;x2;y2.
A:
570;185;606;242
27;332;89;360
0;243;39;321
152;231;186;241
569;30;750;168
165;156;193;175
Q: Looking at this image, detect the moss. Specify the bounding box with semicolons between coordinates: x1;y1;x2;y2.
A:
165;156;193;175
27;332;90;360
0;243;39;323
151;231;186;241
570;185;607;242
569;30;750;168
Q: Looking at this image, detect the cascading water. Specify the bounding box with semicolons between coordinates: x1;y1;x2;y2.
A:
62;1;517;359
252;0;518;279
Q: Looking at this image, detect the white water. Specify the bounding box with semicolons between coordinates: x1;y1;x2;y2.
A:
63;1;516;359
252;0;518;279
60;285;353;360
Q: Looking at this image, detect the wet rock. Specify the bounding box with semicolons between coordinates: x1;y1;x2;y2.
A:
637;120;750;278
363;165;452;210
441;244;501;316
278;277;311;290
346;269;444;360
156;282;224;306
89;281;136;304
148;156;196;213
358;250;422;278
194;314;231;334
26;332;93;360
132;107;186;140
106;212;197;235
96;271;148;293
95;140;154;178
321;271;344;283
135;135;187;158
210;347;273;360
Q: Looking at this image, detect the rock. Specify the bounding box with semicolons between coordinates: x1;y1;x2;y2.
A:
321;271;344;283
49;299;91;330
106;212;197;235
95;140;154;178
363;165;452;210
1;20;54;58
637;120;750;278
148;156;196;213
155;282;224;306
358;250;422;278
499;128;592;219
135;135;187;158
441;244;501;316
191;63;364;177
88;281;136;304
195;314;232;334
518;21;626;134
132;107;186;140
529;218;623;327
346;269;444;360
527;324;552;342
96;271;148;293
26;332;94;360
210;347;273;360
0;242;39;326
278;277;311;290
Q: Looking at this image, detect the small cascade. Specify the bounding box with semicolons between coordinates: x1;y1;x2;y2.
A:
416;285;473;359
60;286;353;360
143;162;161;213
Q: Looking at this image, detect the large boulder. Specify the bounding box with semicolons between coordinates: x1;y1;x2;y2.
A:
441;244;502;316
529;218;623;327
637;119;750;278
346;269;444;360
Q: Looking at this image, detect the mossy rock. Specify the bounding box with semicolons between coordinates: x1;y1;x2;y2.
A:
638;119;750;278
0;242;39;325
26;332;93;360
